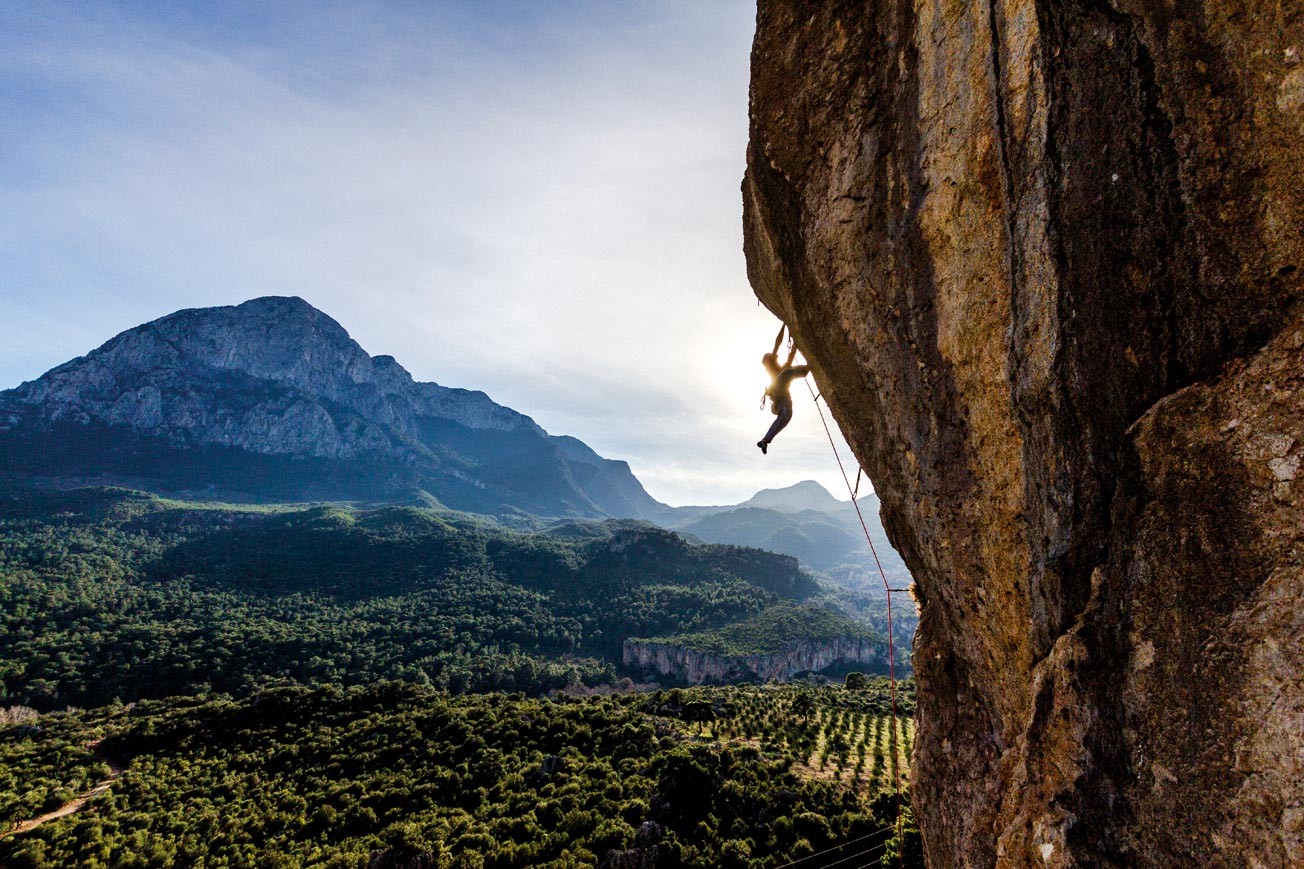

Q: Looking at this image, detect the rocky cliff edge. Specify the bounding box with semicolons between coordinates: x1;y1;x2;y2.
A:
743;2;1302;866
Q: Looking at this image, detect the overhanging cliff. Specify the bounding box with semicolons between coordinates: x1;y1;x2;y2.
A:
742;2;1302;866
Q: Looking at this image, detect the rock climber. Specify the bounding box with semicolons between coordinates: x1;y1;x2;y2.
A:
757;324;810;454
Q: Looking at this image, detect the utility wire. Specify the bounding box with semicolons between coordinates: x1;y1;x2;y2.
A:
808;839;892;869
803;376;909;869
769;823;898;869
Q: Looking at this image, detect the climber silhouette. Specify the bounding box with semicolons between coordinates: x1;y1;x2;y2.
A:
757;324;810;454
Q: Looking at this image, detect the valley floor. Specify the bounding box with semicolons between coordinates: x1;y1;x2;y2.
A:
0;681;921;868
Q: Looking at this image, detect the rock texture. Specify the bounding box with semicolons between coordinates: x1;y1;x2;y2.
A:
0;297;666;518
623;636;886;684
743;2;1302;866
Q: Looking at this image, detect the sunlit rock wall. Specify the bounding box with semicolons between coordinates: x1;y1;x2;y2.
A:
742;1;1303;865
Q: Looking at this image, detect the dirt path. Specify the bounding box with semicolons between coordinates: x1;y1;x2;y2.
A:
1;743;124;840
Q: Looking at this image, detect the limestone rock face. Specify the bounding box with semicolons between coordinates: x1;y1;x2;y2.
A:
622;636;886;684
743;2;1303;866
8;296;545;454
0;297;667;518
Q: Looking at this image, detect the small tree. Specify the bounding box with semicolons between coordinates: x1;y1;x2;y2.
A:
682;699;716;735
792;691;815;724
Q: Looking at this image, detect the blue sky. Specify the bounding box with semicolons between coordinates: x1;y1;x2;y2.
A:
0;0;857;506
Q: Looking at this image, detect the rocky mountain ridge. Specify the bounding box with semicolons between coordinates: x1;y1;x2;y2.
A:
0;297;916;590
0;296;664;518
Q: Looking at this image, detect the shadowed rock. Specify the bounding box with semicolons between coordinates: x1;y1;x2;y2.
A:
743;2;1303;865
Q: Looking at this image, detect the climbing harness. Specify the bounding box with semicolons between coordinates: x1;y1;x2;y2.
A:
805;376;912;867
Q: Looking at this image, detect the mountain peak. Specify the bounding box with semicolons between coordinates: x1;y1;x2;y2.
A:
740;480;850;513
1;298;667;520
242;294;313;308
165;295;338;330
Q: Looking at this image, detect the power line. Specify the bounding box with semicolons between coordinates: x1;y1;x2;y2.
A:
769;822;898;869
807;839;892;869
803;376;908;869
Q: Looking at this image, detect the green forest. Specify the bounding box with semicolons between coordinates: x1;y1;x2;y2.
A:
632;602;876;656
0;486;921;866
1;681;920;867
0;487;877;710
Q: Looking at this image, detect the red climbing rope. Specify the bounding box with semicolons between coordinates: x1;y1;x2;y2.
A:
804;377;909;865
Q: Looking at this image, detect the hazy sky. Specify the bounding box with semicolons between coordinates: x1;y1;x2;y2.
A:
0;0;858;506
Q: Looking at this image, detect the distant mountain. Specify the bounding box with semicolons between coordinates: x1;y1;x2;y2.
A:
673;506;862;572
669;480;911;586
739;479;847;513
0;297;667;519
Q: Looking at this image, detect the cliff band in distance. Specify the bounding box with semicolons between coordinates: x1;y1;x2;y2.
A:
623;637;887;684
743;2;1302;867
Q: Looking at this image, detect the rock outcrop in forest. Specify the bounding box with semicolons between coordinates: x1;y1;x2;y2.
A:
743;2;1302;866
623;636;886;684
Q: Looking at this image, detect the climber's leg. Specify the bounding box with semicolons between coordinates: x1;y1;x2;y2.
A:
759;399;793;452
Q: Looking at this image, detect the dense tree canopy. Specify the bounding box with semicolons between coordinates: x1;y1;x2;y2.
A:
0;486;923;867
0;488;827;710
1;682;921;867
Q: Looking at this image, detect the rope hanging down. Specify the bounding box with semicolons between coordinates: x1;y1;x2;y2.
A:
803;376;911;865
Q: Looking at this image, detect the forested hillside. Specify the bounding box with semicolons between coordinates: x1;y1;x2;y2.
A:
0;485;923;867
0;486;845;710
